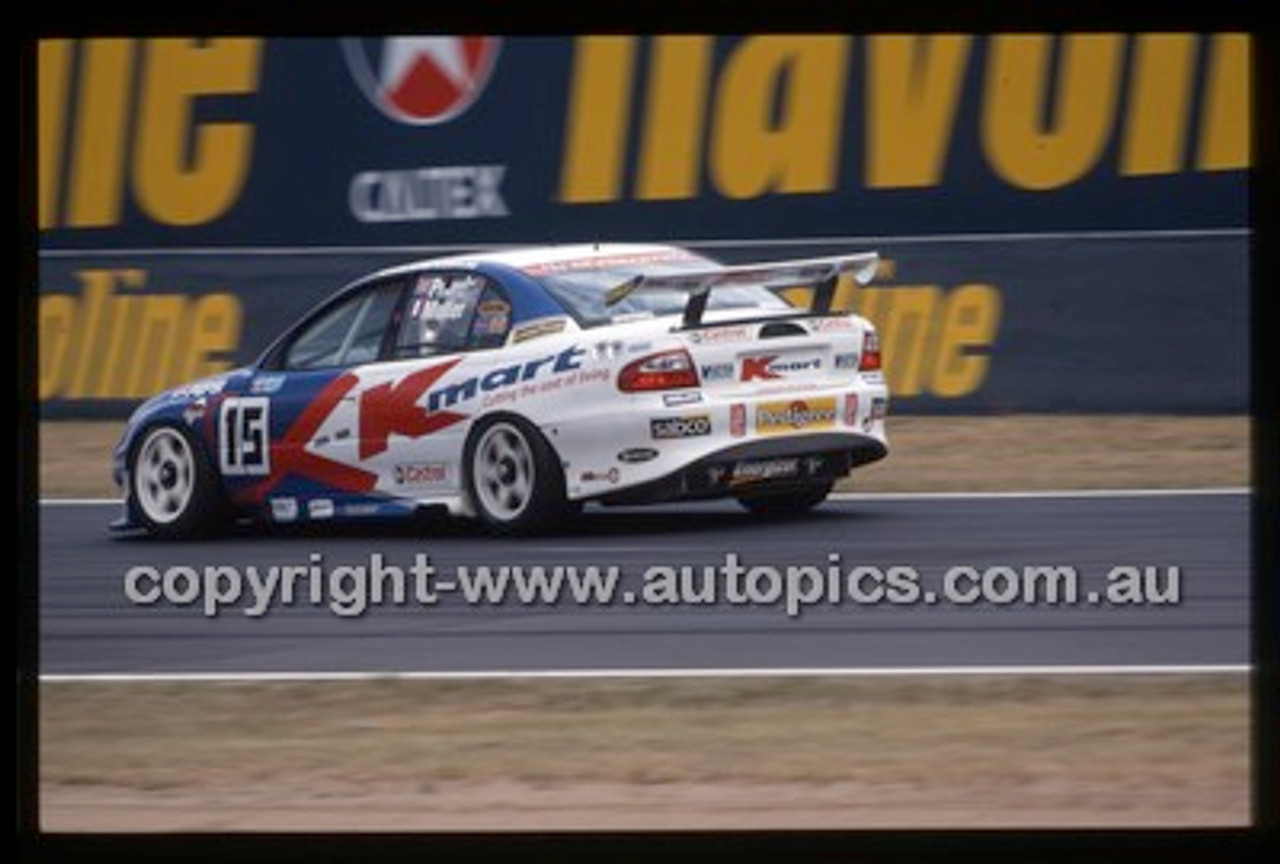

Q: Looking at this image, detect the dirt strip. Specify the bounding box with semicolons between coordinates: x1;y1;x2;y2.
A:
38;414;1250;498
40;674;1249;831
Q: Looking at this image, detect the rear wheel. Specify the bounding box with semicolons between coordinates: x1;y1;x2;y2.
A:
130;424;227;538
736;481;834;517
465;416;569;534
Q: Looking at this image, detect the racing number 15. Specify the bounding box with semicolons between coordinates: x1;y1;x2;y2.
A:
219;396;270;476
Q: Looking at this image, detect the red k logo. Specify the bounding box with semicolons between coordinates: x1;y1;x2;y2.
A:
359;360;466;459
740;355;781;382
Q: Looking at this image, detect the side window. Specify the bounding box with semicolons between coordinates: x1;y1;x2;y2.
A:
395;272;510;357
467;285;512;351
283;281;403;371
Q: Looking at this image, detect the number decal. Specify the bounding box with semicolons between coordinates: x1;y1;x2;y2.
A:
219;397;271;476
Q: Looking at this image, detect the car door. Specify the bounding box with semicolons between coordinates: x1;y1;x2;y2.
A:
371;270;514;497
224;277;407;512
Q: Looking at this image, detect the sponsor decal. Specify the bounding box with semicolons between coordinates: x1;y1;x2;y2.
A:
650;415;712;440
756;398;838;434
728;457;800;486
235;374;381;505
342;503;382;517
269;497;299;523
740;353;823;382
617;447;659;464
866;396;889;430
170;377;229;400
393;461;449;486
688;325;751;344
341;36;501;126
182;399;208;426
590;339;625;360
250;374;286;394
308;498;335;520
580;467;621;484
700;362;734;381
610;311;655;324
721;455;828;487
843;393;860;427
474;299;511;335
663;390;704;407
425;345;585;413
360;359;468;459
510;317;569;344
219;396;271;476
834;352;860;370
349;164;509;223
809;317;857;332
730;403;747;437
522;249;702;275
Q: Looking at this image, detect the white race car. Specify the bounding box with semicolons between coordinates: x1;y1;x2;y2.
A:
112;243;889;536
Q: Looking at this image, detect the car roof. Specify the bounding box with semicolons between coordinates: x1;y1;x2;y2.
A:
365;243;709;282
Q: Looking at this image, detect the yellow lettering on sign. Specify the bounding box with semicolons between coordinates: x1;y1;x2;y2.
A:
39;269;244;400
38;295;77;400
180;294;243;385
559;36;637;203
1198;33;1250;171
67;39;135;227
637;36;714;200
931;283;1001;398
982;34;1123;190
38;38;262;230
709;35;848;200
865;35;971;188
37;40;73;230
1121;34;1197;176
870;285;941;397
134;39;263;226
849;280;1001;399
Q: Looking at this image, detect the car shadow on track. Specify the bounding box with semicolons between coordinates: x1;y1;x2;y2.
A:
110;502;887;544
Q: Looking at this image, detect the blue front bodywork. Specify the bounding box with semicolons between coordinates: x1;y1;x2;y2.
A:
110;260;574;532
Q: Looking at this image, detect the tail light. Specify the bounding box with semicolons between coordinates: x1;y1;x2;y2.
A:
858;330;882;372
618;348;700;392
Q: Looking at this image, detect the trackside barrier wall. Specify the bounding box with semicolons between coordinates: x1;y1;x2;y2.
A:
36;36;1250;418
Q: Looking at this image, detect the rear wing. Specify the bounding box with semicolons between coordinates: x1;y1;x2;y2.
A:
604;252;880;329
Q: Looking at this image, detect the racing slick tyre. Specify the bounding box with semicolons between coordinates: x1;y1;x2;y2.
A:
465;415;570;535
129;424;228;538
736;481;834;517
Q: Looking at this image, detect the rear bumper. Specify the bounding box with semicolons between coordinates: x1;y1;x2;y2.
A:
596;432;886;506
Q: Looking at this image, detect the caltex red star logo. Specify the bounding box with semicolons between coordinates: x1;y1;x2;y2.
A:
342;36;502;125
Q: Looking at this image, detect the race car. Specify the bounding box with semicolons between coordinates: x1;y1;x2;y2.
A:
111;243;889;537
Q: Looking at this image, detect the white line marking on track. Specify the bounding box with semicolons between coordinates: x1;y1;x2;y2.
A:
40;664;1251;684
828;487;1250;501
42;498;121;506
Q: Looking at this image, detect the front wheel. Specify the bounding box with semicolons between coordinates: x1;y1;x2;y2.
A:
464;416;570;534
736;481;834;517
129;424;227;538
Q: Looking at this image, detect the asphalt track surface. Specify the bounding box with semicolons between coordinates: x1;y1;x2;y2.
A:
38;493;1248;676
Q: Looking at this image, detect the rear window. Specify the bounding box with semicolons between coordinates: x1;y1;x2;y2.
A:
533;252;792;327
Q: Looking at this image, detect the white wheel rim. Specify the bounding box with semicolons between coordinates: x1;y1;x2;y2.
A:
134;428;196;525
473;422;535;521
